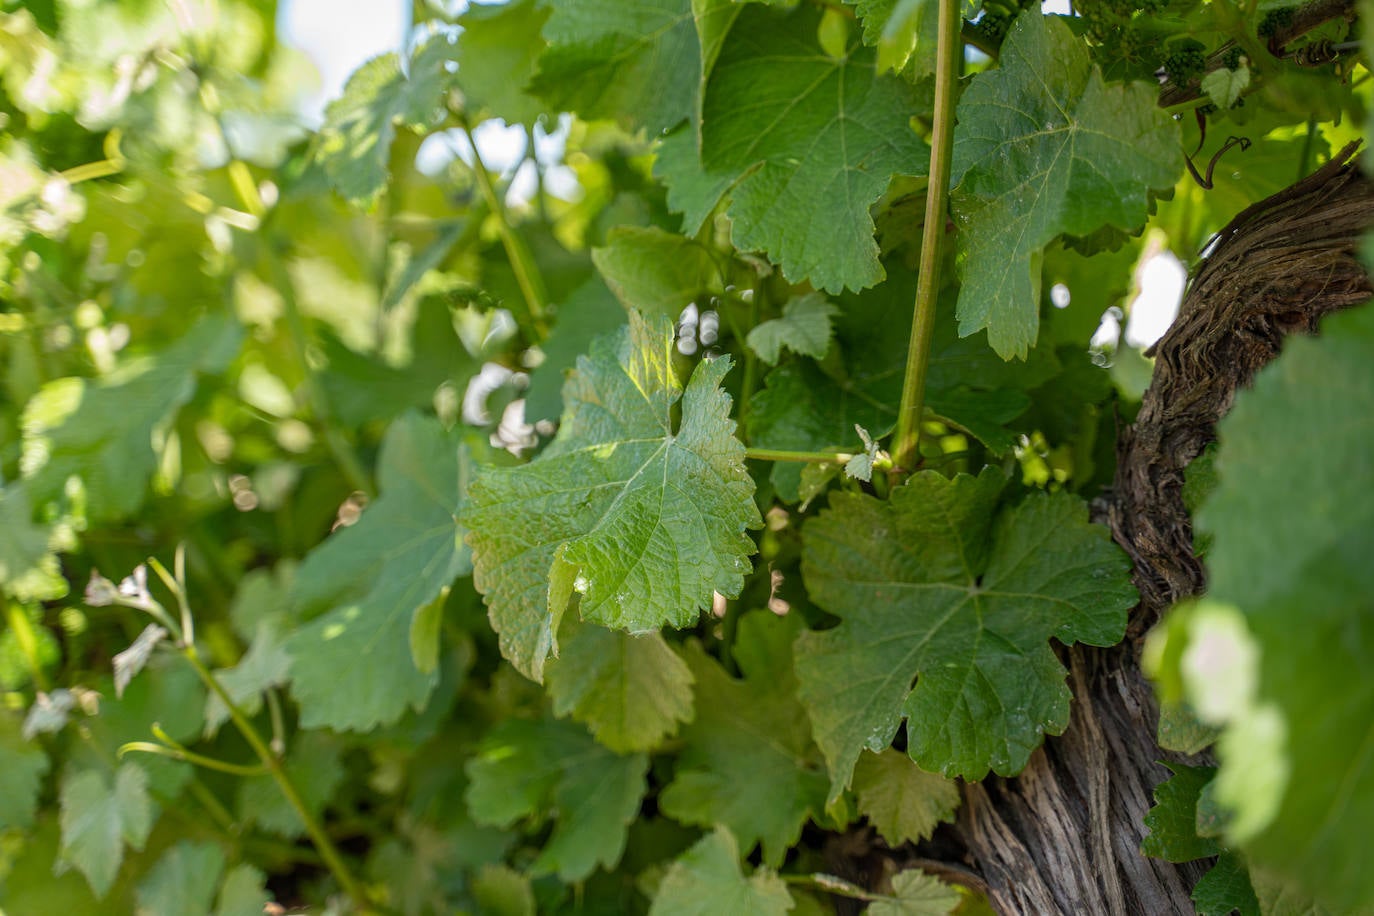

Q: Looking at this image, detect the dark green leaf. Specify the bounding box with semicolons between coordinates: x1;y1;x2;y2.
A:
796;469;1134;796
660;611;829;865
465;718;649;881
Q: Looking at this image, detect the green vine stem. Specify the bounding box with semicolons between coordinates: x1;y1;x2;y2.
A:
118;740;268;777
457;120;550;339
180;644;378;912
891;0;961;476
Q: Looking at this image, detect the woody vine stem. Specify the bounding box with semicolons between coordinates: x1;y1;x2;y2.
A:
891;0;961;476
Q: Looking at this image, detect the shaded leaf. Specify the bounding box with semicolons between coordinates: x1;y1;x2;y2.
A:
660;611;829;865
455;0;551;125
591;226;722;320
111;624;166;699
465;718;649;881
285;413;473;731
648;827;794;916
545;617;695;753
746;293;840;364
1141;763;1220;863
236;730;344;838
135;840;224;916
851;748;959;846
0;708;48;830
869;870;960;916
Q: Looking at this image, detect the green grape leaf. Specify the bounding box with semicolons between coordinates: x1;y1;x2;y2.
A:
0;486;66;601
135;841;224;916
236;730;344;837
851;748;959;846
0;708;48;830
317;35;459;207
531;0;698;134
58;763;152;898
470;864;536;916
746;293;840;365
697;4;930;292
659;611;830;865
204;620;291;737
215;864;271;916
869;870;960;916
648;827;794;916
21;316;242;522
545;617;695;753
1193;852;1260;916
796;468;1134;797
950;13;1181;358
1141;763;1220;863
319;297;477;427
464;311;760;681
655;123;739;237
1189;303;1374;910
591;226;723;320
525;276;627;424
853;0;940;76
455;0;551;125
1201;66;1250;111
465;718;649;881
285;413;472;731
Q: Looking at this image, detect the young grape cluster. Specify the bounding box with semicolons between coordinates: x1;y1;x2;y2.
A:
1258;5;1296;38
971;0;1039;46
1161;38;1207;86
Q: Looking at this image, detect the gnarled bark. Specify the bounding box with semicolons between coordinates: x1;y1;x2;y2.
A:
950;144;1374;914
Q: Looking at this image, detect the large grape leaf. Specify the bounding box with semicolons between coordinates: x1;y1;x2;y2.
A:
530;0;698;134
464;311;760;681
1182;303;1374;910
659;611;829;865
795;469;1134;798
284;413;474;731
465;718;648;881
544;617;695;753
648;827;794;916
688;4;930;293
316;36;459;207
949;12;1181;358
21;315;242;522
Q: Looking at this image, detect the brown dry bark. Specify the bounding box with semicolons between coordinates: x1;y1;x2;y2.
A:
943;144;1374;914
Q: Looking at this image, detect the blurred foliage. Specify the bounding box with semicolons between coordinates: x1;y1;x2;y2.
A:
0;0;1367;913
